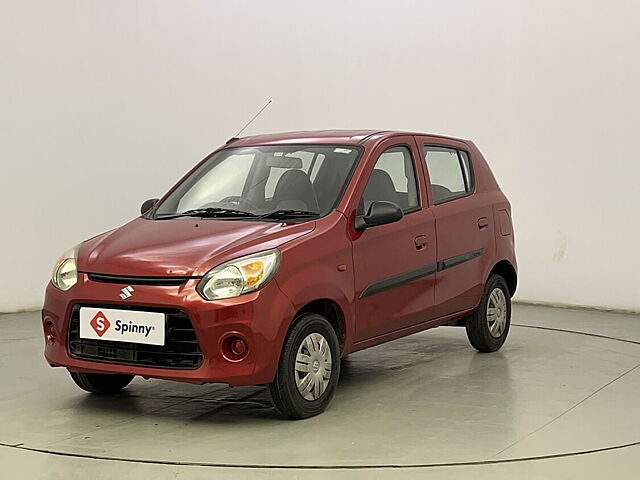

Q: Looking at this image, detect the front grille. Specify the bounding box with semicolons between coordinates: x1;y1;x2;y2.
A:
67;304;203;369
86;273;192;286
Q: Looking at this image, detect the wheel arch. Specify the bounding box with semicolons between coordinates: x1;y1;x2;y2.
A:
294;299;346;354
489;260;517;297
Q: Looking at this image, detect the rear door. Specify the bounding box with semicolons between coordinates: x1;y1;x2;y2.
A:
417;138;496;317
351;136;437;341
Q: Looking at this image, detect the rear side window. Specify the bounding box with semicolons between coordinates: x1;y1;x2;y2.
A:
423;146;473;204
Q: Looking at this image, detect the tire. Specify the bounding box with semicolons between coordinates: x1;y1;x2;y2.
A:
465;274;511;352
69;371;134;394
268;313;341;419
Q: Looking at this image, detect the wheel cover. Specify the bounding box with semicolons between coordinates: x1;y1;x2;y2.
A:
487;287;508;338
294;332;332;401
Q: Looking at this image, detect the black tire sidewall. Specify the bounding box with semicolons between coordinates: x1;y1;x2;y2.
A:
466;275;511;352
70;372;134;394
270;313;341;419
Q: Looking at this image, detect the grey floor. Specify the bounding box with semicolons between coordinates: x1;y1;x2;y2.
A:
1;304;639;479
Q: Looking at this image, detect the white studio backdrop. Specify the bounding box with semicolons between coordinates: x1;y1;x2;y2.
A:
1;0;639;312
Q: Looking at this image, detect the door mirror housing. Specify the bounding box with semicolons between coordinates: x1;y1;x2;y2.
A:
140;198;159;215
355;201;404;230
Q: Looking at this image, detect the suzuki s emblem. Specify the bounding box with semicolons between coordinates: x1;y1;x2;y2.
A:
119;285;134;300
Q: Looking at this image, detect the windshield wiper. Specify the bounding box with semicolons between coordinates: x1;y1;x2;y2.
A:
156;208;320;221
259;209;320;220
155;207;258;220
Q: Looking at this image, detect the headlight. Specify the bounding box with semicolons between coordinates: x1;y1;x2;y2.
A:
51;246;79;291
197;249;281;300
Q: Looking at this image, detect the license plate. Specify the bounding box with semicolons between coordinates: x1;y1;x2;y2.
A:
79;307;165;346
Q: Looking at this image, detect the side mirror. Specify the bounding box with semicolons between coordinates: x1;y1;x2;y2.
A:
355;201;403;230
140;198;159;215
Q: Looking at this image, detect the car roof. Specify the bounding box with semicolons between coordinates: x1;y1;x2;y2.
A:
227;130;469;148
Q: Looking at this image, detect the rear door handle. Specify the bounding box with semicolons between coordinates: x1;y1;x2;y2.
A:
478;217;489;230
414;235;428;250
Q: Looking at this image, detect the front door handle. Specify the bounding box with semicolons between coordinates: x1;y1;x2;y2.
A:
414;235;428;250
478;217;489;230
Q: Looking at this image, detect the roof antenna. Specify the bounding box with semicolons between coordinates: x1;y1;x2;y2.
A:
226;100;272;144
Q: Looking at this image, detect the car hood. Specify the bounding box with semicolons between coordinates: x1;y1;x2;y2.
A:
78;217;315;277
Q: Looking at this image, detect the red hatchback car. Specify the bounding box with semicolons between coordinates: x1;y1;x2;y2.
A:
43;130;517;418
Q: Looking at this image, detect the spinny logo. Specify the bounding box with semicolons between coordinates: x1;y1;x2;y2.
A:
90;311;111;337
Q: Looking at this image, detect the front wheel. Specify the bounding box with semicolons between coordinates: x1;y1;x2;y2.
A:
268;313;340;419
465;274;511;352
69;371;134;394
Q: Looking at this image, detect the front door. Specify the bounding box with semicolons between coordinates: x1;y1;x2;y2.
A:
352;137;437;342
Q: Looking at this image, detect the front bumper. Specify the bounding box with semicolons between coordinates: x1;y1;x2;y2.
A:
41;273;296;386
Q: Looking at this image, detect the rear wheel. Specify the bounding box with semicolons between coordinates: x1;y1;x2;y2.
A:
69;371;134;394
465;274;511;352
268;313;340;419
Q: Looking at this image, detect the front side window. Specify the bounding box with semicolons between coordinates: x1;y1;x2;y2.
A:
154;145;361;220
359;146;419;215
424;146;473;204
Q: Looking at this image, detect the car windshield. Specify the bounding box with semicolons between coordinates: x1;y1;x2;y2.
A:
152;145;361;220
